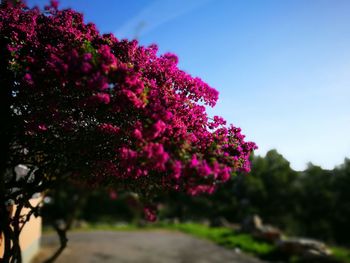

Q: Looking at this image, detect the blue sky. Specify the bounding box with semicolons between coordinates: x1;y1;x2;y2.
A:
27;0;350;171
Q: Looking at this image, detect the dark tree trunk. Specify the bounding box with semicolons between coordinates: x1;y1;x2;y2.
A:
0;28;15;262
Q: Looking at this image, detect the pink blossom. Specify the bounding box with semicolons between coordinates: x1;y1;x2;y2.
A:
172;160;182;179
38;124;47;131
150;120;166;138
95;93;110;104
133;129;142;140
50;0;59;9
190;155;199;168
109;190;118;200
23;73;33;85
98;123;120;135
143;205;157;222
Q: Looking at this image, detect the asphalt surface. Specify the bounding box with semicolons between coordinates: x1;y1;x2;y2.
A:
32;230;267;263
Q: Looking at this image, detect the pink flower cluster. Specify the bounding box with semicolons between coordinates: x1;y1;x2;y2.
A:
0;1;257;220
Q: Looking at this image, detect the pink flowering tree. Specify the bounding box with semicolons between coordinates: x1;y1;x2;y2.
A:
0;1;256;262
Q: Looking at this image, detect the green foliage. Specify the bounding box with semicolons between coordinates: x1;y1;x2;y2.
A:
165;223;274;256
332;247;350;263
295;160;350;244
236;150;299;230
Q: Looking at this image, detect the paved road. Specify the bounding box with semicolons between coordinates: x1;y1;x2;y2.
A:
32;230;267;263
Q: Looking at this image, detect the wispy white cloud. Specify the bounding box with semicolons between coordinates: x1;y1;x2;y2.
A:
115;0;212;39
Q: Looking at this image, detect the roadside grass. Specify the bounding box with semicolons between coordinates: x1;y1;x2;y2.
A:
157;223;350;263
161;223;274;257
332;247;350;263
